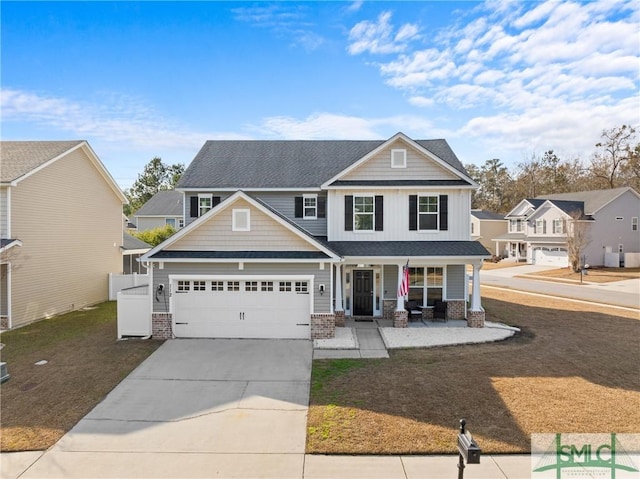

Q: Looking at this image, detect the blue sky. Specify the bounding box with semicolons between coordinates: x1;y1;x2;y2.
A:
2;1;638;189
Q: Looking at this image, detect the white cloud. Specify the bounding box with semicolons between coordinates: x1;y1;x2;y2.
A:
348;11;420;55
0;88;244;150
253;113;433;140
349;0;639;163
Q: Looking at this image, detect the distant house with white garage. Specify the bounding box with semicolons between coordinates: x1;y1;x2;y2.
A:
493;187;640;267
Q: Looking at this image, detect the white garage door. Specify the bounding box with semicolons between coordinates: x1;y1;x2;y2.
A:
533;247;569;267
171;277;311;339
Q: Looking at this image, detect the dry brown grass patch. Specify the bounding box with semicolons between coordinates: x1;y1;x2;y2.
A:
307;288;640;454
522;267;640;283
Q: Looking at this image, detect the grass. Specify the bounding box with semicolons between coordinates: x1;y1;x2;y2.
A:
522;266;640;283
0;302;163;451
307;288;640;455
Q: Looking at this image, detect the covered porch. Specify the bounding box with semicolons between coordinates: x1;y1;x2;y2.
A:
328;245;488;329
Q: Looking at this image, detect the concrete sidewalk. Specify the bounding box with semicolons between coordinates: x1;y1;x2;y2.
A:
1;451;532;478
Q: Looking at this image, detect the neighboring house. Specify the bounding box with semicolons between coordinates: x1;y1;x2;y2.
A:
122;233;151;274
0;141;126;329
133;190;184;231
493;187;640;266
470;210;506;255
140;133;490;340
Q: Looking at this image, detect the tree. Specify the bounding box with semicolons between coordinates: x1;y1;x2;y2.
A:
132;224;176;247
590;125;638;189
471;158;515;213
566;210;592;273
124;157;184;216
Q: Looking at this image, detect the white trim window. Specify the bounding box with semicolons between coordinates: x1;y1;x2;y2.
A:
632;217;638;231
510;219;524;233
354;195;374;231
535;219;546;234
391;149;407;168
178;219;184;228
418;195;438;231
303;194;317;219
198;194;213;216
553;218;564;234
165;218;176;228
407;267;443;306
232;209;250;231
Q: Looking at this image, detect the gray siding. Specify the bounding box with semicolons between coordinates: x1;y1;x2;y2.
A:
184;191;327;236
152;262;331;314
383;264;399;299
446;264;466;300
0;187;8;237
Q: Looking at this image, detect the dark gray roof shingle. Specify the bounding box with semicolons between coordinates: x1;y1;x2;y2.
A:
177;138;468;189
326;241;491;257
537;187;635;215
134;190;183;217
471;210;504;220
123;233;152;251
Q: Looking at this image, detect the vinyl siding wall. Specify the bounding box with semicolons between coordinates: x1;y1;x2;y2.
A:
136;216;182;231
586;190;640;265
184;192;327;236
446;264;466;300
9;147;123;328
152;262;331;313
328;188;472;241
168;198;317;252
0;187;8;237
476;220;508;254
342;141;460;181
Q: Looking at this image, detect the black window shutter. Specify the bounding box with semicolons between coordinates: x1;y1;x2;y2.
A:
190;196;198;217
439;195;448;231
409;195;418;231
375;196;384;231
543;220;547;234
345;196;353;231
294;197;303;218
318;197;326;218
212;196;221;207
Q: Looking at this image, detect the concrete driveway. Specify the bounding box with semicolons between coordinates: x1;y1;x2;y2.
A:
21;339;312;478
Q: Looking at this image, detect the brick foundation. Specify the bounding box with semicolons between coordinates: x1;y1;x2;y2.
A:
383;300;396;320
446;300;466;320
334;310;345;327
0;317;8;330
393;310;408;328
311;313;335;339
467;309;485;328
152;313;173;339
422;307;434;320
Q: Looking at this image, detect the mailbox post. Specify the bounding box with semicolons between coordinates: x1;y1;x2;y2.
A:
457;419;481;479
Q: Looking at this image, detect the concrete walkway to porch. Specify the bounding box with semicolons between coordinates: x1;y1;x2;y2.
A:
313;318;519;359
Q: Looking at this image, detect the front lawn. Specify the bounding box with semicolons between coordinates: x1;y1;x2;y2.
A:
0;302;162;451
307;288;640;454
523;266;640;283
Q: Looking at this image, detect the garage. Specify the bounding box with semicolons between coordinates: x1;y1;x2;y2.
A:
533;247;569;267
170;276;312;339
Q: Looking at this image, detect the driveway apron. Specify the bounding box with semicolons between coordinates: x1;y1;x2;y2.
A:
22;339;312;478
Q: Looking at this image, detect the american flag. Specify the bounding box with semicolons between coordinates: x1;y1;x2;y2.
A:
397;261;410;297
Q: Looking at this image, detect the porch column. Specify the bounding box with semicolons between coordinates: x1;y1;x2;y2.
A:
396;263;405;312
470;262;482;311
334;264;343;312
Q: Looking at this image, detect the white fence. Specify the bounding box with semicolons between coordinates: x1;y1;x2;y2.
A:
604;252;640;268
117;285;151;339
109;273;149;300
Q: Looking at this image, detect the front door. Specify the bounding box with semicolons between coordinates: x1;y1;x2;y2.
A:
353;270;373;316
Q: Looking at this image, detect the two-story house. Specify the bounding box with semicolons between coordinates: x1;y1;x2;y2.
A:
133;190;184;231
0;141;126;329
494;187;640;266
140;133;490;340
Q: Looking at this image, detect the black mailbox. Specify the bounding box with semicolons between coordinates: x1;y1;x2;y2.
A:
458;430;481;464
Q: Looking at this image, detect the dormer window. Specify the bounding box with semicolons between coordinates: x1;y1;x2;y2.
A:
391;149;407;168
